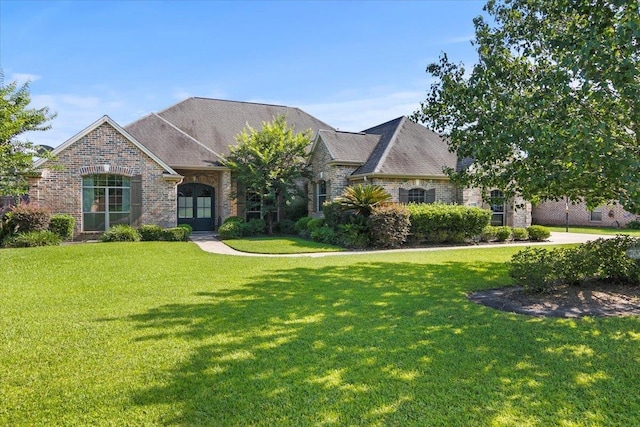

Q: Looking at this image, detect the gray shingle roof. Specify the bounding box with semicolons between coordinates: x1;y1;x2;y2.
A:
125;97;335;168
354;117;457;177
316;130;381;164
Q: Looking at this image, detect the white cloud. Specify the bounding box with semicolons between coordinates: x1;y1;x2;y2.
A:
9;73;41;85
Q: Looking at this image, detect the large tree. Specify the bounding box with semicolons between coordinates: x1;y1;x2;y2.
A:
224;115;312;233
0;79;55;196
412;0;640;212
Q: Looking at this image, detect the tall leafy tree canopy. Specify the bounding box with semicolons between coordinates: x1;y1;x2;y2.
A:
0;79;55;196
412;0;640;212
224;115;311;232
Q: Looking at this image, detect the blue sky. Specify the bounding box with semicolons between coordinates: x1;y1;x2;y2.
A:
1;0;486;147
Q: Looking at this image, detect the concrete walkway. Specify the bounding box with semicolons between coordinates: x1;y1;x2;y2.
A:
189;231;614;258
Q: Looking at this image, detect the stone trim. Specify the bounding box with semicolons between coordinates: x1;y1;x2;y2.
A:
79;164;136;176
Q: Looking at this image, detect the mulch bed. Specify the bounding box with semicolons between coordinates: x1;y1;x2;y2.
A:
468;281;640;318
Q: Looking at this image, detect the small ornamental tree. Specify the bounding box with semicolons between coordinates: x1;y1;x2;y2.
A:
335;184;392;217
0;78;56;196
224;115;311;234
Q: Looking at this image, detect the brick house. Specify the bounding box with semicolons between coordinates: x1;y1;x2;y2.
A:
532;199;638;228
29;97;531;237
307;116;531;227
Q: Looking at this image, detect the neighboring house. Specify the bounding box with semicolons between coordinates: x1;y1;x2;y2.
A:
28;97;531;238
532;199;638;228
307;116;532;228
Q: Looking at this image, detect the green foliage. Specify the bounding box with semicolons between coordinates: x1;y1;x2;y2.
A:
3;203;50;235
510;236;640;292
511;227;529;241
509;247;559;293
274;219;296;235
306;218;325;232
335;184;391;217
218;221;243;240
527;225;551;241
322;200;352;229
627;220;640;230
338;216;371;249
162;227;190;242
225;115;312;233
241;218;266;236
310;225;337;245
223;216;244;224
100;225;141;242
2;230;61;248
407;203;491;243
139;224;164;241
369;203;411;248
283;191;308;221
412;0;640;213
294;216;312;234
177;223;193;235
0;80;56;196
495;226;512;242
479;225;499;242
48;214;75;240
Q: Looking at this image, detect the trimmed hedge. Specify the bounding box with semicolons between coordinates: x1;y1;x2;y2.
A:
527;225;551;241
509;235;640;292
101;225;141;242
49;214;75;240
407;203;491;243
3;204;50;235
218;221;243;239
369;203;411;248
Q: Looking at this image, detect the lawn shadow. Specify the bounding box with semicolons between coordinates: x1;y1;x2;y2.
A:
124;259;640;425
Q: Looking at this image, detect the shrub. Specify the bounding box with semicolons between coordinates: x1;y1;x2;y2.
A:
218;221;243;240
627;219;640;230
509;236;640;292
162;227;190;242
509;247;557;293
139;224;165;241
307;218;325;233
242;218;266;236
310;225;337;244
335;184;391;217
2;230;62;248
407;203;491;243
284;193;309;221
294;217;313;234
338;216;370;248
177;223;193;235
223;216;244;224
512;227;529;241
100;225;141;242
322;201;351;229
274;219;296;235
49;214;75;240
369;204;411;248
479;226;498;242
3;204;50;235
527;225;551;241
495;226;512;242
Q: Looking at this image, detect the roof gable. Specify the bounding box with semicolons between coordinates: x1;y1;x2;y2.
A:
35;115;178;175
313;130;381;164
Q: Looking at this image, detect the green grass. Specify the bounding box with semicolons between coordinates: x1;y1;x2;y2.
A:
2;242;640;426
547;225;640;236
222;236;345;254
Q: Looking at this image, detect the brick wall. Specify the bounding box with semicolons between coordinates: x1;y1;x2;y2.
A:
29;122;178;236
533;199;638;227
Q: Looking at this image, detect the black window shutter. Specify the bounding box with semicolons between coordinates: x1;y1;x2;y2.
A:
130;175;143;226
399;188;408;204
426;189;436;204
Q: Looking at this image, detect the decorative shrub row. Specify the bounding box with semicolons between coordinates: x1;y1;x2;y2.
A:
1;205;75;248
479;225;550;242
218;217;266;240
101;224;192;243
407;203;491;243
509;235;640;293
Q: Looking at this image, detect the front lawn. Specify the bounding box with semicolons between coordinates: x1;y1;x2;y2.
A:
2;242;640;425
547;225;640;236
222;236;345;254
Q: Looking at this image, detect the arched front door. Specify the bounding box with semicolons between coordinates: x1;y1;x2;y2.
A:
177;183;215;231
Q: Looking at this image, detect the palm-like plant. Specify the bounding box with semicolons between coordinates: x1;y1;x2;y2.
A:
335;184;392;217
